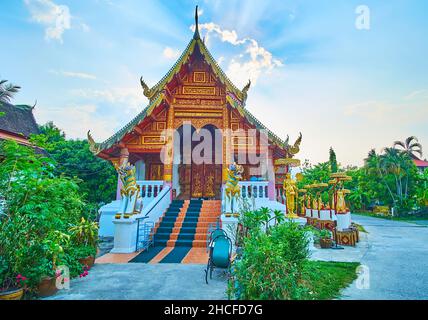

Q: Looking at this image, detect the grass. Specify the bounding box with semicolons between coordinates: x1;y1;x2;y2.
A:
302;261;360;300
354;211;428;222
353;223;368;233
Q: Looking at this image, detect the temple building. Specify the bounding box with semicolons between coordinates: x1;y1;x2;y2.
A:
413;157;428;173
0;102;39;147
92;8;303;256
89;8;299;205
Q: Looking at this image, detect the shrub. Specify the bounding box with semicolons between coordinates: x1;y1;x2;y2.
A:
318;229;332;240
229;219;310;300
0;140;92;293
69;217;99;248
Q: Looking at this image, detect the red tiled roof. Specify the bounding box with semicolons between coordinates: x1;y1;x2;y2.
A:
414;159;428;167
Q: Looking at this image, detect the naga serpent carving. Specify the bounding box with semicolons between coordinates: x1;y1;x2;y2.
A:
241;79;251;105
284;132;303;156
87;131;101;155
140;77;156;100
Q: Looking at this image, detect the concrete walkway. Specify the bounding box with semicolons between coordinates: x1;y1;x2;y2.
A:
340;215;428;300
48;264;228;300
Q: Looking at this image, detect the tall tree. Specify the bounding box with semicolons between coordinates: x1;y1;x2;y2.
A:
380;147;416;207
329;147;338;173
0;78;21;104
393;136;423;159
364;149;396;204
30;122;117;208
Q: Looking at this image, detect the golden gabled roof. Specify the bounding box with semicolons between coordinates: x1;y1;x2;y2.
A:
141;7;247;105
90;6;291;155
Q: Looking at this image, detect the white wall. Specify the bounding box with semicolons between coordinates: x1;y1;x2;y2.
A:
135;160;145;181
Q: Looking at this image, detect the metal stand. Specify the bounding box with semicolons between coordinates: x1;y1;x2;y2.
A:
136;221;154;252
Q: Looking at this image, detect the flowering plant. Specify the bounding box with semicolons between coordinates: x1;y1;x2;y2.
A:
79;265;91;278
0;274;28;292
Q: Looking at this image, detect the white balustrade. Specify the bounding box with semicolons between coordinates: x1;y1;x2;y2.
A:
111;185;172;253
239;181;269;200
137;180;164;205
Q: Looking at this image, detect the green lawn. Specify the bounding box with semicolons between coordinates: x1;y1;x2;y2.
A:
354;211;428;223
302;261;360;300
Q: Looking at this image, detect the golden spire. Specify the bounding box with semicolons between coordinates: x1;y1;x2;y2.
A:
194;5;201;40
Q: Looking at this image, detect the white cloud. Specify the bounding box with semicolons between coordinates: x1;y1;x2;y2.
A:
79;22;90;33
163;47;180;60
49;70;97;80
192;22;283;86
34;104;117;140
71;86;144;114
24;0;75;43
404;89;428;100
344;96;428;126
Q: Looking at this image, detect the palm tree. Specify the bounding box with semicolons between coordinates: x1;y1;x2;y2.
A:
364;149;378;173
380;147;414;203
393;136;423;159
0;78;21;104
364;149;396;204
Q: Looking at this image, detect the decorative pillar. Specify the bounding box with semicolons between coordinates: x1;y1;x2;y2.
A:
222;108;232;184
164;105;175;199
267;148;276;200
222;106;232;213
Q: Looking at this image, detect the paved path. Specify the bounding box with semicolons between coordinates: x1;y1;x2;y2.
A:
48;264;228;300
340;215;428;300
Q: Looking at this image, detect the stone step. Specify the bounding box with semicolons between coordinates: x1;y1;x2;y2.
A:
166;239;206;248
153;199;222;250
167;233;208;241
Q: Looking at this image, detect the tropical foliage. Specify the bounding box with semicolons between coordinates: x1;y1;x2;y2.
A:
30;122;117;210
393;136;422;159
329;147;338;173
298;137;427;215
0;78;20;104
228;209;358;300
0;140;98;295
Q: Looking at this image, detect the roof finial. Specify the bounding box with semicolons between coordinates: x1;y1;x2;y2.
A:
194;5;200;39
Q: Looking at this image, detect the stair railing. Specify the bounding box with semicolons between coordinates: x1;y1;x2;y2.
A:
134;185;172;251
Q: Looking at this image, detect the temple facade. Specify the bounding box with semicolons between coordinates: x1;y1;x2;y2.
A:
89;8;300;207
90;8;359;257
91;8;308;254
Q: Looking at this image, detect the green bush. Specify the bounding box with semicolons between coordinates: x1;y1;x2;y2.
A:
229;219;310;300
30;122;117;208
0;140;96;293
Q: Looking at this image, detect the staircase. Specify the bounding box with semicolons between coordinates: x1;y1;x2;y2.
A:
154;200;221;248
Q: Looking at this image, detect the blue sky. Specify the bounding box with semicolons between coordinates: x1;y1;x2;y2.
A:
1;0;427;166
